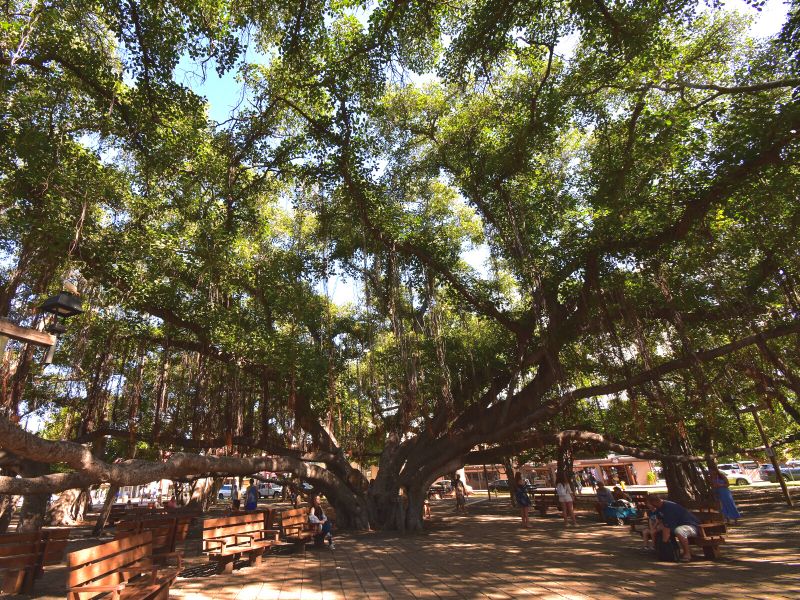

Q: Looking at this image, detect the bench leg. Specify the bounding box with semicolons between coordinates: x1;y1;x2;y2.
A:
152;585;171;600
214;556;235;574
2;569;30;594
702;545;721;560
537;506;547;517
248;551;263;566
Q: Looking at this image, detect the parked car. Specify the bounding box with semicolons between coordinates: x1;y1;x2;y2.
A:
218;484;236;499
769;466;800;482
717;464;752;485
488;479;536;495
488;479;510;493
258;482;283;498
717;463;744;474
428;480;453;499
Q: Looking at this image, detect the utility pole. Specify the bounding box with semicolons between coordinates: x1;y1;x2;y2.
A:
739;406;793;507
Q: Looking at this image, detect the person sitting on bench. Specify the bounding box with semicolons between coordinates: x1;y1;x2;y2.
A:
595;481;614;506
645;494;700;562
308;494;334;549
611;486;632;505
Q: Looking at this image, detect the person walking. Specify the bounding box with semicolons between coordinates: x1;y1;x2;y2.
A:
453;474;467;513
587;470;597;492
709;466;741;524
514;472;531;528
556;474;578;527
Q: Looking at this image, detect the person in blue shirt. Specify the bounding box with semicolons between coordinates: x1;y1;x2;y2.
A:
645;494;700;562
244;478;259;511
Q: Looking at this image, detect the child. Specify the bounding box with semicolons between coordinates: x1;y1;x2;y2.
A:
641;508;661;550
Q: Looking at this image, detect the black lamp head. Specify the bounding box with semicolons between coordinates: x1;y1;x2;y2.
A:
38;291;83;318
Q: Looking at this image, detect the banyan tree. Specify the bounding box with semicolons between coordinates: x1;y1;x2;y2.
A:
1;0;799;531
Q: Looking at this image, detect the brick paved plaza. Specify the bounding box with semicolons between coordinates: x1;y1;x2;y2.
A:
19;490;800;599
171;493;799;600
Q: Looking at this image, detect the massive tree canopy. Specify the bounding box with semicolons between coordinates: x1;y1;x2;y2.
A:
1;0;799;530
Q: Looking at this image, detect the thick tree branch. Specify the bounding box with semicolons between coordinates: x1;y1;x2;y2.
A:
658;78;800;94
0;415;356;497
466;429;707;464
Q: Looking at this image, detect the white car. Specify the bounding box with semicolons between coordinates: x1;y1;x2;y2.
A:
218;484;236;499
257;483;283;498
717;464;752;485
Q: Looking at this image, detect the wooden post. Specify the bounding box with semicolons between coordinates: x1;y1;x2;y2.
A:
741;406;793;507
0;320;55;347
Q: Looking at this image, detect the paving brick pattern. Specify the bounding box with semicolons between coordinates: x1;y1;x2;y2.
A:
171;495;800;600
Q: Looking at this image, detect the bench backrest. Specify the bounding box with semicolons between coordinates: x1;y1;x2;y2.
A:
0;533;41;592
115;517;177;553
686;499;723;523
41;528;70;566
279;508;308;531
0;530;66;570
67;531;153;598
201;512;267;546
173;517;191;546
0;553;40;595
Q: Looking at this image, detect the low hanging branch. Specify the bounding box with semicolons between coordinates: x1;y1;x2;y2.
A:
465;429;708;465
0;416;351;496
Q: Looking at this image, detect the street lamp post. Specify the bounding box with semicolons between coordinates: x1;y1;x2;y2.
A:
0;289;83;364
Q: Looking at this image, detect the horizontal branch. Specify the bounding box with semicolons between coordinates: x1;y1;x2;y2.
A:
660;78;800;94
74;427;337;463
568;321;800;402
466;429;707;465
482;320;800;441
0;416;351;496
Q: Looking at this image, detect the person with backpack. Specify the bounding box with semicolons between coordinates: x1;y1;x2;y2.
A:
646;494;700;562
244;478;259;511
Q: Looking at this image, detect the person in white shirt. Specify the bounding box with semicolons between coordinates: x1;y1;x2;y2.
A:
556;474;578;527
308;495;334;548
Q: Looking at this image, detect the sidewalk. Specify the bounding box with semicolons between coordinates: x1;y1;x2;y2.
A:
171;496;800;599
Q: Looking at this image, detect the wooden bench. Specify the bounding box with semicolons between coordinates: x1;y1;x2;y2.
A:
532;491;561;517
0;532;41;595
201;512;279;573
164;505;202;524
278;507;316;551
108;505;129;526
116;517;190;555
686;500;726;559
67;531;182;600
631;500;727;560
627;491;649;510
0;528;72;594
41;528;70;568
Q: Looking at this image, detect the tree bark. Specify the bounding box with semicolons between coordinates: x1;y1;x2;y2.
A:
16;459;50;532
0;493;17;533
93;485;119;535
187;476;218;511
46;488;89;526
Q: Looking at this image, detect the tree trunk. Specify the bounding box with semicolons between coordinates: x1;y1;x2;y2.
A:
16;459;49;532
187;476;218;511
502;458;516;506
93;485;119;535
662;436;710;504
46;488;88;526
0;494;17;533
